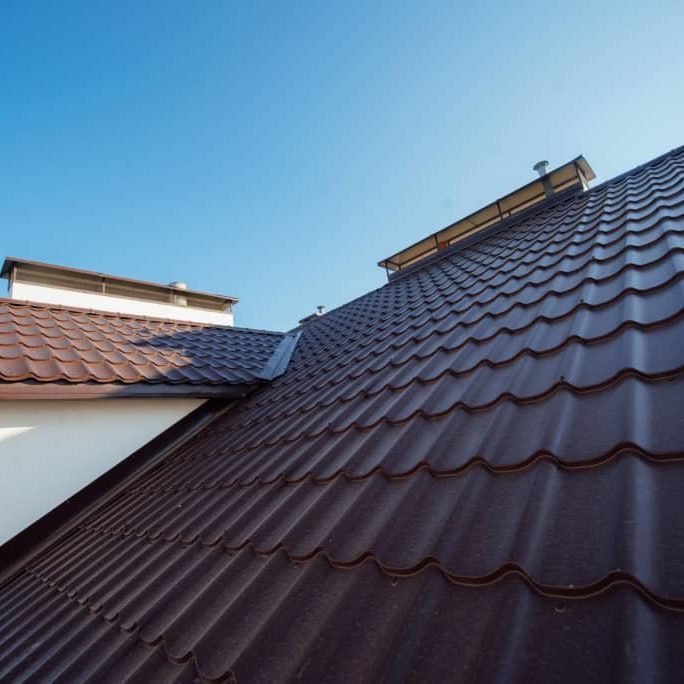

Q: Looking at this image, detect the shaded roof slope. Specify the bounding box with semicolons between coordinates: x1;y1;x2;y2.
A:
0;300;286;398
2;145;684;682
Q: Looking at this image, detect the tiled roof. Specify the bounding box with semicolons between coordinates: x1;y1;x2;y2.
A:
0;300;287;398
2;145;684;682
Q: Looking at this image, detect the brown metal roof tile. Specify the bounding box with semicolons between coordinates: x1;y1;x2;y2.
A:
0;356;34;380
79;454;684;599
0;301;287;398
2;145;684;681
5;545;684;682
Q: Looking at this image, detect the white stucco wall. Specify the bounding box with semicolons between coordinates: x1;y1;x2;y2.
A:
10;282;234;326
0;398;203;545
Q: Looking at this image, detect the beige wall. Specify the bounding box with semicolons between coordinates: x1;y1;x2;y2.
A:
10;281;234;326
0;398;203;545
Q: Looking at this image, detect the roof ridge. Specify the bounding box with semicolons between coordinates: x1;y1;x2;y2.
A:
388;142;684;282
388;187;584;282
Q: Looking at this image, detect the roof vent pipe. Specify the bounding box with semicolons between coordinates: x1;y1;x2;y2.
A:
169;281;188;306
299;305;326;325
533;160;550;177
533;160;554;197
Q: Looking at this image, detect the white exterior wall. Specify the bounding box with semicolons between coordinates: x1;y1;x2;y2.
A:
0;398;203;544
10;282;234;326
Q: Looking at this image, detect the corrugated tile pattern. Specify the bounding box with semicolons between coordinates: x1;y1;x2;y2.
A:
0;300;284;388
2;146;684;682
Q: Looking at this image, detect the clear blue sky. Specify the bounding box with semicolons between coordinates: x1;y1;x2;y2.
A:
2;2;683;331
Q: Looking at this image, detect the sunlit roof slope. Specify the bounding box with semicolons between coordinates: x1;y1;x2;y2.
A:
0;300;290;398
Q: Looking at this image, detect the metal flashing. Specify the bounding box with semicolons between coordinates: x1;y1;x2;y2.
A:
256;331;301;381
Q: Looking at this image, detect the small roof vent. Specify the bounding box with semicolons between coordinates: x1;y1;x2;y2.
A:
299;305;326;325
533;160;550;177
169;281;189;307
533;160;554;197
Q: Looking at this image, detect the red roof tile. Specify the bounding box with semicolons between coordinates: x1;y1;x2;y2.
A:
0;301;287;398
2;145;684;681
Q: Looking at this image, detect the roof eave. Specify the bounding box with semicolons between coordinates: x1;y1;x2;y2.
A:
0;381;260;401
